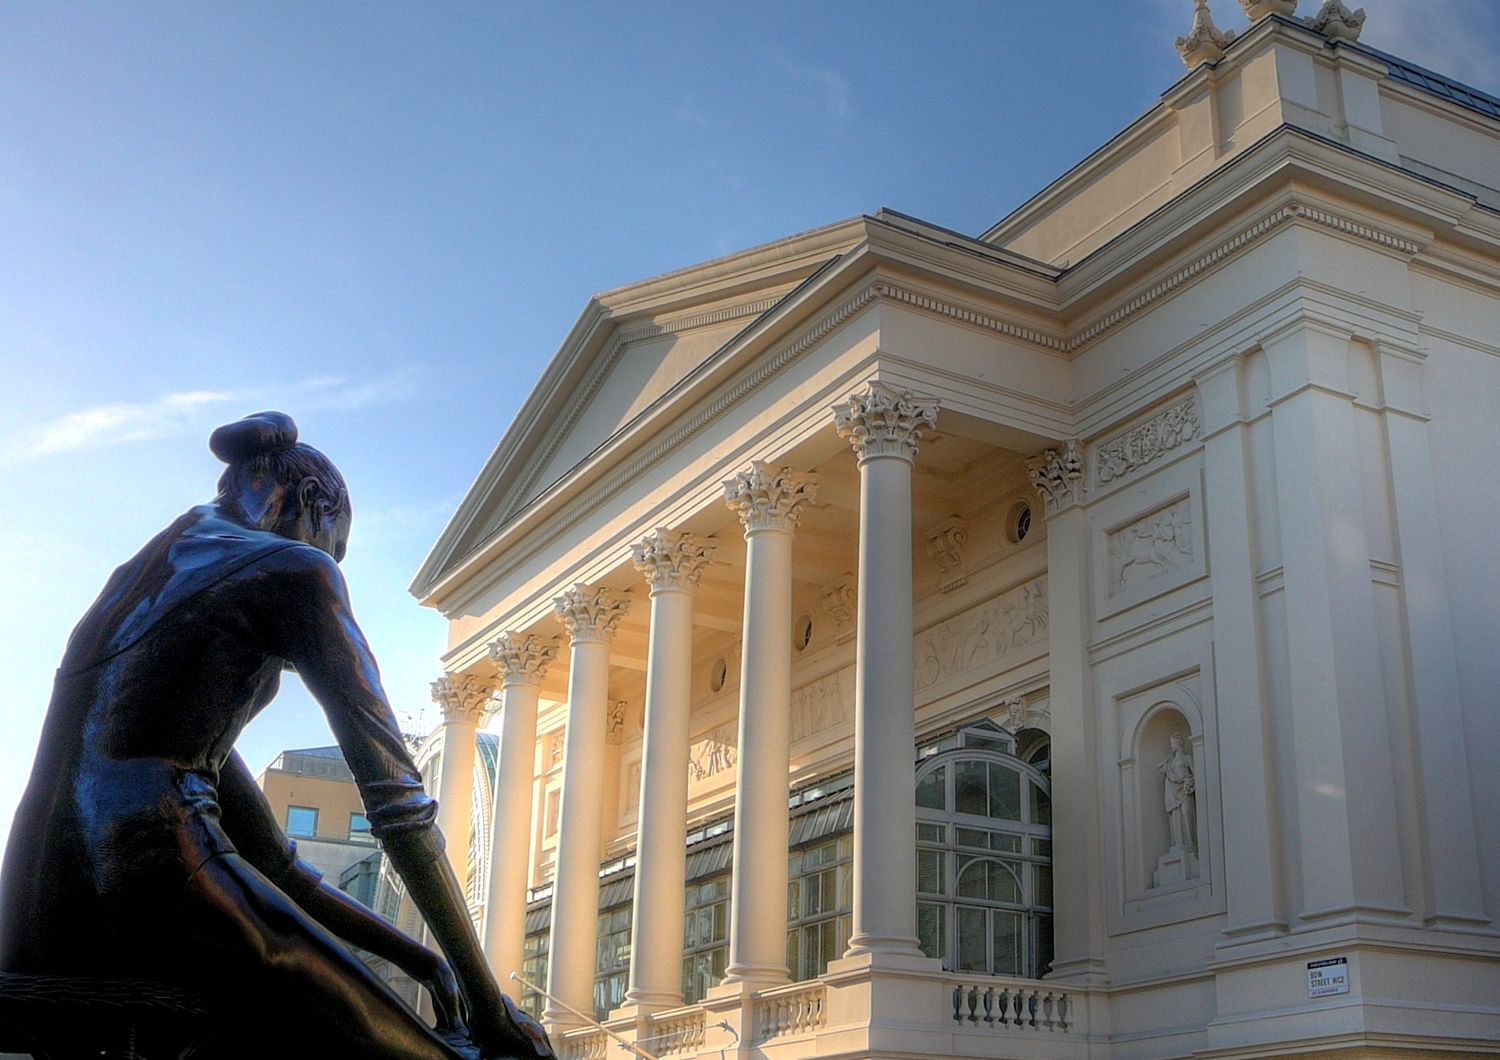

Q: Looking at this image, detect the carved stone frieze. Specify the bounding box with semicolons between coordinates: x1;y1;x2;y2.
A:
832;382;939;463
914;577;1049;693
1110;498;1195;591
431;673;495;724
607;700;627;744
926;518;969;593
623;761;642;814
488;631;558;688
630;528;716;593
553;584;631;643
791;669;853;743
1095;398;1201;486
1026;441;1085;516
722;462;818;534
821;575;857;644
689;724;737;781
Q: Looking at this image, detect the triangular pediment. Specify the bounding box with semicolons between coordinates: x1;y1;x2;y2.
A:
413;219;869;597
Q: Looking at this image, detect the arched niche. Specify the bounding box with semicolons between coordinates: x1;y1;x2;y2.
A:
1116;685;1207;899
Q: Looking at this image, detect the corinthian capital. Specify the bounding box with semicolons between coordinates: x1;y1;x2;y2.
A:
1026;440;1085;516
722;462;818;534
833;382;939;463
553;584;631;643
488;632;558;688
431;673;495;724
631;529;716;593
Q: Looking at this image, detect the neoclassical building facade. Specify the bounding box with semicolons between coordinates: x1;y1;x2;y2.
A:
405;8;1500;1057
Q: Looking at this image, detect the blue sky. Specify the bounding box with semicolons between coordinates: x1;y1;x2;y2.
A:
2;1;1496;856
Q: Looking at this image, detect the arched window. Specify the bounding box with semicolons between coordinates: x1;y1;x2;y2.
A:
915;721;1053;979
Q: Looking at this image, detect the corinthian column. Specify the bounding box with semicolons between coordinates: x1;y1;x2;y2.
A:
430;673;495;885
833;382;938;961
481;632;558;985
544;585;630;1030
720;462;817;989
623;529;716;1012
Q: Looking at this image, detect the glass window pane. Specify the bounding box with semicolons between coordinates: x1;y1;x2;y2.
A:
1032;783;1052;826
348;812;372;843
917;822;944;843
988;862;1021;904
286;806;318;837
917;902;945;961
955;826;989;849
992;911;1022;976
957;906;987;972
988;764;1021;820
956;860;990;900
989;832;1020;853
955;761;988;816
917;849;944;895
1033;865;1053;908
1032;914;1054;979
916;766;946;809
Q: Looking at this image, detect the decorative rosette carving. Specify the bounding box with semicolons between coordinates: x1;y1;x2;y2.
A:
431;673;496;724
1026;440;1086;516
553;584;631;643
488;632;558;688
722;462;818;534
1176;0;1235;67
833;382;939;463
630;529;717;593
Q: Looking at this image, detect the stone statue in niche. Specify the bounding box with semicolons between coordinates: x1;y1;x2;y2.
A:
1159;731;1197;849
1152;730;1200;888
0;413;551;1060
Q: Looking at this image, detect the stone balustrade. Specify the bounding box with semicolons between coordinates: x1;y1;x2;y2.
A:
643;1009;707;1055
947;976;1072;1033
558;1028;609;1060
753;981;827;1042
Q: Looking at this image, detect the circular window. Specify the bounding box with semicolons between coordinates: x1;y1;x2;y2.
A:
1007;501;1033;545
710;657;728;693
794;613;814;652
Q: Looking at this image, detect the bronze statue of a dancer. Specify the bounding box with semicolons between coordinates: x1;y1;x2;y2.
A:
0;412;553;1060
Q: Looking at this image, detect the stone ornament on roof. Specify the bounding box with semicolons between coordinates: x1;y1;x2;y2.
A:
488;631;558;688
553;584;631;643
1176;0;1236;67
722;461;818;534
630;528;716;593
1308;0;1365;41
833;381;940;463
1239;0;1296;18
431;673;496;723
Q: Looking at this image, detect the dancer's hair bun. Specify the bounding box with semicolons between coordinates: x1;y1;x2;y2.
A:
209;411;299;464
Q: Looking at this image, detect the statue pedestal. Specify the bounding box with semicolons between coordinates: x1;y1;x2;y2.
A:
1153;845;1199;888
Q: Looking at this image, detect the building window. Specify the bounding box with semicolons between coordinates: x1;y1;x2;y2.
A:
682;876;729;1003
521;928;549;1019
786;835;852;982
793;613;814;651
594;904;631;1020
286;805;318;837
349;812;374;843
914;724;1053;979
1007;500;1033;544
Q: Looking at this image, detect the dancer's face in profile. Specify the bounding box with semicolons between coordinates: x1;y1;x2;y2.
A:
294;478;352;562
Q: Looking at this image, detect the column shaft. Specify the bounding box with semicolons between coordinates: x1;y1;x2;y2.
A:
431;675;491;886
847;453;921;956
481;634;556;985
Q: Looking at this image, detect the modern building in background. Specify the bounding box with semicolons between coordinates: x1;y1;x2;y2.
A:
255;746;379;886
404;5;1500;1057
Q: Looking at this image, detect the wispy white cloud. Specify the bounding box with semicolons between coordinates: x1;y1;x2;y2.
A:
20;389;236;458
768;51;853;126
8;366;422;463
